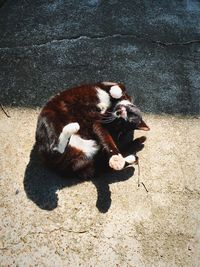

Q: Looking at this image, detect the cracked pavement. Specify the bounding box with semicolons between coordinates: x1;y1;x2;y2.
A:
0;0;200;266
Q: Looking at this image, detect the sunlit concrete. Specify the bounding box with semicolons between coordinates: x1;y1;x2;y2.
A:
0;108;199;266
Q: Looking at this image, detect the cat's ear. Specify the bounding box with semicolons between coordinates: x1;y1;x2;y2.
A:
136;119;150;131
109;85;123;99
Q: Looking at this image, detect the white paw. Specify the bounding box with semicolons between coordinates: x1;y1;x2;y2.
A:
124;155;136;164
109;154;125;171
63;122;80;135
109;85;123;99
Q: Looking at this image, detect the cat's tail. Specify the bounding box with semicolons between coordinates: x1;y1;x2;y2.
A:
35;116;58;159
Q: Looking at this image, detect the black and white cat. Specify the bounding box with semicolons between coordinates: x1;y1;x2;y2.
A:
36;82;149;178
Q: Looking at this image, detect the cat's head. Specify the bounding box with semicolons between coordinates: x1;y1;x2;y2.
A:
111;99;150;131
100;82;149;131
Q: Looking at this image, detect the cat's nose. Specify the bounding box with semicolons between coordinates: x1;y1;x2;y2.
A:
120;107;127;118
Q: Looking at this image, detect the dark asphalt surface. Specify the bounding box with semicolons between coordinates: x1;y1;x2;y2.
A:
0;0;200;115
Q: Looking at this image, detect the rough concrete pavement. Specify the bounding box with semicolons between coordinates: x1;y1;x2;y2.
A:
0;0;200;266
0;108;200;266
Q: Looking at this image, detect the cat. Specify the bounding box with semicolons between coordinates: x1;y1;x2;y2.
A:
35;81;149;179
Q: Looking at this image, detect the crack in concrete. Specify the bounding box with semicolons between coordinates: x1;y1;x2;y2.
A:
26;227;89;236
0;33;200;50
0;227;89;250
154;39;200;46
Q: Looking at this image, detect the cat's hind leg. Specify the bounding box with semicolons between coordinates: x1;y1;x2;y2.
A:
53;122;80;153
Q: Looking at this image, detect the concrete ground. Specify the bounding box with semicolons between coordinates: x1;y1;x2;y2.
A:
0;109;200;266
0;0;200;266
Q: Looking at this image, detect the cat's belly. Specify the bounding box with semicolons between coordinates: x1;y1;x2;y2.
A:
69;134;100;159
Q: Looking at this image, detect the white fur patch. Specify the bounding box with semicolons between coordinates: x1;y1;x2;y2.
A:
101;82;117;86
110;85;123;99
101;81;117;86
54;122;80;153
69;134;99;158
117;100;132;106
96;87;111;113
124;155;136;164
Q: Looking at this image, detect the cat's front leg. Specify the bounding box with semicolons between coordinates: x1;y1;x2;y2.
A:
93;122;127;170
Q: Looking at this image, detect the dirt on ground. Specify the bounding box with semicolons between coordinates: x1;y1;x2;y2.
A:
0;107;200;267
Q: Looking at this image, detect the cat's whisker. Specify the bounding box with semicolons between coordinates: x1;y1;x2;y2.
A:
104;110;117;114
100;117;112;121
100;111;119;119
101;120;114;124
100;114;115;119
100;115;115;120
100;116;117;124
100;112;115;117
104;111;113;114
101;118;115;122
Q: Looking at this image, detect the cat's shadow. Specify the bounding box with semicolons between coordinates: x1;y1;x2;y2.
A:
24;139;145;213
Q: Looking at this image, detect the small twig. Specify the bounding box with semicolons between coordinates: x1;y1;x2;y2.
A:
0;103;10;118
141;182;149;193
137;156;140;187
136;157;148;193
68;229;88;234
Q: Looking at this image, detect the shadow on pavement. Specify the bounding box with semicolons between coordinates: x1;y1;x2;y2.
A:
24;145;136;213
91;167;135;213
